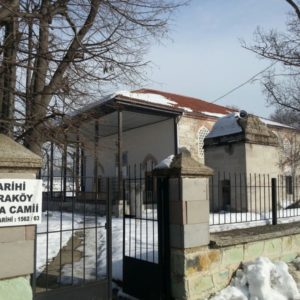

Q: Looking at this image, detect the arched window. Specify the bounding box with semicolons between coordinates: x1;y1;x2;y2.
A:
198;127;209;161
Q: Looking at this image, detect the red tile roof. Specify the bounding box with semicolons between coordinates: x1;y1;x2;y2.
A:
132;88;235;115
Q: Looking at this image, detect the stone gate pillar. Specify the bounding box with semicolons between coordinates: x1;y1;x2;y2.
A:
0;134;42;300
155;150;213;299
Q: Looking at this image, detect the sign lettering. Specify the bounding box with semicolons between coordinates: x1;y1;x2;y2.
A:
0;179;42;227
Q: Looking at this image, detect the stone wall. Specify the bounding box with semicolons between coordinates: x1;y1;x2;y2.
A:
178;116;215;163
171;233;300;300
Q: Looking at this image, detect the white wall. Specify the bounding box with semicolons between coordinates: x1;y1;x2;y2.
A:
84;118;175;183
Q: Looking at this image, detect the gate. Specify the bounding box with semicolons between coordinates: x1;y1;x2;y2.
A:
123;168;170;299
32;175;112;300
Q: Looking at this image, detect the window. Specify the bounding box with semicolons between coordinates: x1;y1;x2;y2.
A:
286;176;293;195
198;127;209;161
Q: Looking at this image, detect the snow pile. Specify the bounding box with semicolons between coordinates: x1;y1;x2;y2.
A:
206;112;242;139
211;257;300;300
116;91;177;107
154;154;174;169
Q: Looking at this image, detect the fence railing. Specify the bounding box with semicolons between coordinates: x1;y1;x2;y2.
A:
209;173;300;228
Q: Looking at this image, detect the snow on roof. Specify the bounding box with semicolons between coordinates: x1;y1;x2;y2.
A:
259;117;294;129
154;155;174;169
202;111;227;118
118;89;235;115
206;112;243;139
70;89;236;117
116;90;177;107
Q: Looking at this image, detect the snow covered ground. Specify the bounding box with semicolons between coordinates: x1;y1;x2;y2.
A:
210;257;300;300
37;209;300;297
36;211;157;282
210;208;300;232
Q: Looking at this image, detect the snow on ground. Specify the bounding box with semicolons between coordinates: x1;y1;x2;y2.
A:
210;208;300;232
36;211;83;274
37;211;158;283
210;257;300;300
37;209;300;287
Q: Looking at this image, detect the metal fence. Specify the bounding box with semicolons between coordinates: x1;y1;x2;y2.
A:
32;175;112;300
209;173;300;227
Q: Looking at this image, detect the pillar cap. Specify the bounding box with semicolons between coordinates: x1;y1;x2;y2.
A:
154;149;213;177
0;134;42;169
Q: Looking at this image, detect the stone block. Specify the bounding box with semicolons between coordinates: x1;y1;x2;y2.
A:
170;224;183;249
222;246;244;267
170;201;186;225
244;241;264;261
170;274;188;299
0;173;35;179
185;249;221;274
0;276;32;300
0;227;25;243
25;226;35;240
281;253;298;263
292;234;300;249
188;274;214;296
213;270;230;290
170;223;210;249
0;240;34;279
263;238;282;257
182;177;208;201
171;250;185;276
282;236;293;252
186;200;209;224
183;223;209;248
169;178;180;202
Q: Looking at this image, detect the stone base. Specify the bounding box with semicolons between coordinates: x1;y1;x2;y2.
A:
0;276;32;300
171;233;300;299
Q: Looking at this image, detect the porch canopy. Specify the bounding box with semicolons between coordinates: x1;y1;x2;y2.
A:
63;92;182;146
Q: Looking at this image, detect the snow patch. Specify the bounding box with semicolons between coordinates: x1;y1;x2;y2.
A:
116;91;177;107
206;112;242;139
202;111;227;118
178;106;193;112
260;117;294;129
154;155;174;169
211;257;300;300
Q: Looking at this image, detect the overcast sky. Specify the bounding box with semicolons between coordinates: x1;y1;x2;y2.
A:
126;0;291;118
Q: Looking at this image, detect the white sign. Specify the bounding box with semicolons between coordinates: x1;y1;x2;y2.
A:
0;179;42;227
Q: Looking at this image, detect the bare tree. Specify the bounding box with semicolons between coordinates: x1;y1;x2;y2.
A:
270;107;300;128
0;0;185;155
277;131;300;177
243;0;300;114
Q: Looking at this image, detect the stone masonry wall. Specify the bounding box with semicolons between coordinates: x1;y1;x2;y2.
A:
171;233;300;300
177;116;215;163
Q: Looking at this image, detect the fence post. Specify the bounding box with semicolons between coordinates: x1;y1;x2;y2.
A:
271;178;277;225
154;149;213;299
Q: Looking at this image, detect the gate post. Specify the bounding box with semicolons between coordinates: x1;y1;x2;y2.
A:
154;150;213;300
0;134;42;300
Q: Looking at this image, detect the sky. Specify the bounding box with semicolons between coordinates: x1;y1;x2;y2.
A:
124;0;291;118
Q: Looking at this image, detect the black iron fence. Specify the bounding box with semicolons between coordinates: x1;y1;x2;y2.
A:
32;176;112;300
209;173;300;227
